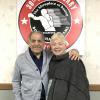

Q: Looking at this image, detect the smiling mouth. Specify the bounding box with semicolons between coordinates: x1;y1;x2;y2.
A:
34;48;41;49
54;50;61;52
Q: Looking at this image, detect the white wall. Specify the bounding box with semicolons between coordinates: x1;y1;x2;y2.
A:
0;0;100;84
0;0;16;83
84;0;100;84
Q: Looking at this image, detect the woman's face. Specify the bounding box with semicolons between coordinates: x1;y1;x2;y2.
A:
50;38;67;56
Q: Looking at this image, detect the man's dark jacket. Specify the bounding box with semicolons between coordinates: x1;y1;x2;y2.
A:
47;53;90;100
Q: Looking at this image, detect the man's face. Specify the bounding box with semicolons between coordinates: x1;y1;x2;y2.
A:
29;33;45;54
50;38;66;56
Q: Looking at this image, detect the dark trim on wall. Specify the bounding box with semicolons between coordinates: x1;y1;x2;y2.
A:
0;84;100;91
89;84;100;91
0;84;12;90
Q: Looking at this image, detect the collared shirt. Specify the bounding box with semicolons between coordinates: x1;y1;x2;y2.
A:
29;48;45;100
29;48;43;73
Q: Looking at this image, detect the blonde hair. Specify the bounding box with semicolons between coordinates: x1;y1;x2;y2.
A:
50;32;69;46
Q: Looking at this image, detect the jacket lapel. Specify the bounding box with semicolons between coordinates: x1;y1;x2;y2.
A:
25;49;40;76
41;50;49;77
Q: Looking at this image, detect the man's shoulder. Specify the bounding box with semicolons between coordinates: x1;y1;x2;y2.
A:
16;54;24;64
18;53;25;59
16;50;27;62
43;50;52;58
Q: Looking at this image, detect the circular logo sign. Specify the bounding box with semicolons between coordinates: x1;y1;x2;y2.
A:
19;0;83;48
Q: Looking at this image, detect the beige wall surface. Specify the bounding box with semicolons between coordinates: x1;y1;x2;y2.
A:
0;0;100;84
0;0;16;83
85;0;100;84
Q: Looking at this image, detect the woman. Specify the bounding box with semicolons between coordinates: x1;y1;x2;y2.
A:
47;33;90;100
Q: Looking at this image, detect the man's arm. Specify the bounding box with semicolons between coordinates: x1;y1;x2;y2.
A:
12;59;22;100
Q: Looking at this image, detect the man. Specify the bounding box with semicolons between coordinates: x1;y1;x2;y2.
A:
12;31;79;100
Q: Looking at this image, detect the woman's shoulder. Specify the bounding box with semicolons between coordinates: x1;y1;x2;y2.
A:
68;58;87;74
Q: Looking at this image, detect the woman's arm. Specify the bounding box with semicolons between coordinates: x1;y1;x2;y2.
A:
66;59;90;100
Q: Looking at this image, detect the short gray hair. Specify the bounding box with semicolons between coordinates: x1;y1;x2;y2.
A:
28;31;45;41
50;32;69;46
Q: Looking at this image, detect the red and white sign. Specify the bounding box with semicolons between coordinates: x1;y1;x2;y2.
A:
17;0;85;55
